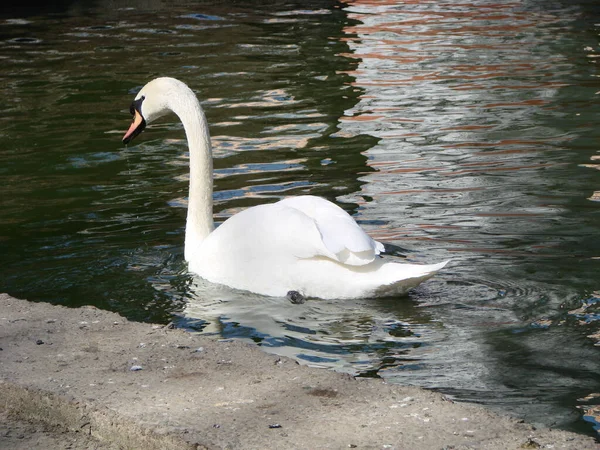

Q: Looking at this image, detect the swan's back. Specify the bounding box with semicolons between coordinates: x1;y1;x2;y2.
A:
188;195;447;299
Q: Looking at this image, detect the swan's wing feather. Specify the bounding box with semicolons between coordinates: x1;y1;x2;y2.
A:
277;196;382;265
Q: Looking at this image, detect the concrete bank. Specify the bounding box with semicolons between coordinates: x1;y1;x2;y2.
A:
0;293;597;450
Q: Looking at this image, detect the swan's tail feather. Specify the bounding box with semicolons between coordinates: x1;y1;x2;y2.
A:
373;260;450;297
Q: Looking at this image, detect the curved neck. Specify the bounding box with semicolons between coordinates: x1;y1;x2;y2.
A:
171;92;214;261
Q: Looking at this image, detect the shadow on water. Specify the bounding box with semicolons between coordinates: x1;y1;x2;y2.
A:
1;0;600;438
179;276;441;372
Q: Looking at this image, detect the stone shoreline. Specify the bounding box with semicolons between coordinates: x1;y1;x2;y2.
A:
0;293;597;449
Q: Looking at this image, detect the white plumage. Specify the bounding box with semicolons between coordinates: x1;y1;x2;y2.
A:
123;77;448;299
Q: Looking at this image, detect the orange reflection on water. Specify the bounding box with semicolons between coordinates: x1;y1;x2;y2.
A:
339;114;384;122
337;0;577;247
440;163;557;176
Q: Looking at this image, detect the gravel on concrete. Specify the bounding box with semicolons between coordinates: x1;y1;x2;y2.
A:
0;293;597;450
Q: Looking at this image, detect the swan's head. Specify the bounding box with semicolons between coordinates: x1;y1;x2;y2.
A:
123;77;191;144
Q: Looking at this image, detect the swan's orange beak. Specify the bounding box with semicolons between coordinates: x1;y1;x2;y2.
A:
123;110;146;144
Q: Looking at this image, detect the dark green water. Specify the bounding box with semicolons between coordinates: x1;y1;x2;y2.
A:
2;0;600;437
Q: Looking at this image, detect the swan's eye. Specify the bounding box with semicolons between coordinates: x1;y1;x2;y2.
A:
129;103;135;116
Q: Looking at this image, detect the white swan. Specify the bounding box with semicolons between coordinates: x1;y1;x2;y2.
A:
123;77;448;299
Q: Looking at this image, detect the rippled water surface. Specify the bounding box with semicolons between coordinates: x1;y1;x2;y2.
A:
2;0;600;436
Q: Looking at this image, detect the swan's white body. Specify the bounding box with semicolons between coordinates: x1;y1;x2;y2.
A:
123;77;448;299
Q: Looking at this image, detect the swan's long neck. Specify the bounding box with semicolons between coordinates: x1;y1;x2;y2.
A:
170;90;214;261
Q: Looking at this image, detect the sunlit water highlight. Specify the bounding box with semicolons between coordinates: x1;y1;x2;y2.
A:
1;0;600;436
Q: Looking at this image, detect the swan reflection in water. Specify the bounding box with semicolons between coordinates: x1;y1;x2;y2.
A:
179;276;441;375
